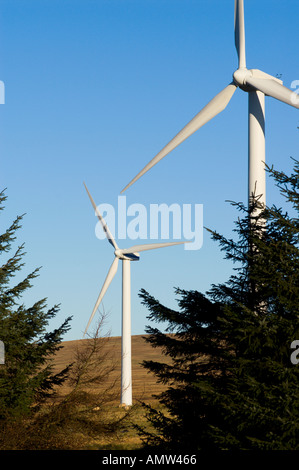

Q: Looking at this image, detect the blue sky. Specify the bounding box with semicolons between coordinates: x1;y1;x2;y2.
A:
0;0;298;341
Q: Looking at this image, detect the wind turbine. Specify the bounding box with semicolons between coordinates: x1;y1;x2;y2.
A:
83;183;187;407
121;0;299;213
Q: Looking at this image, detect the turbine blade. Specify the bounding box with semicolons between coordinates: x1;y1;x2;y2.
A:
121;83;237;193
84;182;119;250
84;256;119;336
235;0;246;69
245;76;299;109
121;240;188;254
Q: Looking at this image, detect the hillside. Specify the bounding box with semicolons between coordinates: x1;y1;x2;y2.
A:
52;334;168;404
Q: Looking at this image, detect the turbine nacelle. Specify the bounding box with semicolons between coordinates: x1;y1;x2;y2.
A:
114;249;140;261
233;68;283;92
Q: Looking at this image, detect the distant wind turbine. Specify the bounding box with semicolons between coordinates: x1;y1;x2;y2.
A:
121;0;299;213
83;183;187;407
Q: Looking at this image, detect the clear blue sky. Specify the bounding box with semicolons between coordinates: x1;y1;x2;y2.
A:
0;0;298;341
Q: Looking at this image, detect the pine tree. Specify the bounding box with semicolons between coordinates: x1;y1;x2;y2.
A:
137;160;299;451
0;190;72;420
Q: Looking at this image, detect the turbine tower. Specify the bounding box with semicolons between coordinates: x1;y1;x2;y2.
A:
121;0;299;213
83;183;187;407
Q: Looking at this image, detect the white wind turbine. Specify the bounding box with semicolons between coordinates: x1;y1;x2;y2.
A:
121;0;299;212
83;183;187;407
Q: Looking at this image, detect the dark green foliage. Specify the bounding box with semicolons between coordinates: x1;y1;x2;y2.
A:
0;190;72;419
138;161;299;451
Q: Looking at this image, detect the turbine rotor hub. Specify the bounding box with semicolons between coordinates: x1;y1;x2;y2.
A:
114;249;123;258
233;67;252;89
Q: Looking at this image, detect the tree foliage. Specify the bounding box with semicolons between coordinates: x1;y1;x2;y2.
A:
137;161;299;451
0;190;72;420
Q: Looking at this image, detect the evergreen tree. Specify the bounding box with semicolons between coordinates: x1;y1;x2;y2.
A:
0;190;72;420
138;160;299;451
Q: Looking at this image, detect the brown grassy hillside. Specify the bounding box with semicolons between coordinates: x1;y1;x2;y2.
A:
0;335;171;451
52;334;168;404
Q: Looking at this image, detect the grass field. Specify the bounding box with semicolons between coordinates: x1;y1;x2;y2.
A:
53;334;168;403
50;334;169;450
